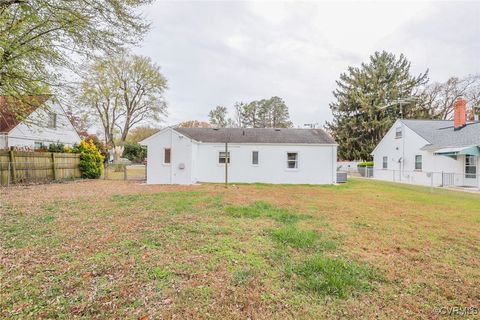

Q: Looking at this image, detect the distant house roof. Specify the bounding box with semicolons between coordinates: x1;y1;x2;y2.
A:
401;119;480;150
0;95;51;132
173;127;336;144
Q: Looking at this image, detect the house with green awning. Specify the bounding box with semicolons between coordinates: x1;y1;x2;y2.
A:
371;99;479;189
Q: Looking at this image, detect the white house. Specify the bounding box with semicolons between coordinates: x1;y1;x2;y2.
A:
0;95;81;149
141;127;337;185
372;99;480;188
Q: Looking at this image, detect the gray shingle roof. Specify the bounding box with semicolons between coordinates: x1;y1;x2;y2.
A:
174;127;336;144
401;119;480;150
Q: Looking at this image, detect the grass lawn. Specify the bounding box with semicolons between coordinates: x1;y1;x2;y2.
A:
1;179;479;319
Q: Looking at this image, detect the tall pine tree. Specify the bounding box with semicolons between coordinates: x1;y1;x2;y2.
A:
326;51;428;160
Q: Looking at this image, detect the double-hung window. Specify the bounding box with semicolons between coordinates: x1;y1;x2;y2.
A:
252;151;259;165
415;155;422;170
382;156;388;169
219;151;230;164
395;127;402;138
287;152;298;169
48;112;57;129
465;155;477;179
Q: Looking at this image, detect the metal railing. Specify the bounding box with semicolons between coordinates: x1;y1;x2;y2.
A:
342;167;480;191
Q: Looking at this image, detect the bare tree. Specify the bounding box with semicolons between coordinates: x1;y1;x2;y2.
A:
78;54;168;147
419;75;479;119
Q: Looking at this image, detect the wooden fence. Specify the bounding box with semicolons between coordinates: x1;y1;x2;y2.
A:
0;151;81;186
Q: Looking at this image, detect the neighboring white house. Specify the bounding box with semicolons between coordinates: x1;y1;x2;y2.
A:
372;99;480;188
141;127;337;185
0;95;81;149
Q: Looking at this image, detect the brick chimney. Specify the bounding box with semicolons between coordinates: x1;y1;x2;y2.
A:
453;98;467;130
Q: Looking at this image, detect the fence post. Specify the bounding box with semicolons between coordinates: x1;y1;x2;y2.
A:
430;173;434;193
9;150;16;183
124;165;127;181
7;162;10;187
51;153;57;180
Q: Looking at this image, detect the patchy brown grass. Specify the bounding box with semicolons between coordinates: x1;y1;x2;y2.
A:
1;179;479;319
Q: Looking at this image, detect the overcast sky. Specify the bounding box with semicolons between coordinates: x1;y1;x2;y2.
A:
134;0;480;127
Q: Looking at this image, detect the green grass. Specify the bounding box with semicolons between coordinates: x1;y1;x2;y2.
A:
1;179;479;319
294;255;380;298
225;200;309;223
270;225;319;248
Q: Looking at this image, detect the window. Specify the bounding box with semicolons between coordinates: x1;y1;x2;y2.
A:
48;112;57;129
415;155;422;170
465;155;477;179
287;152;298;169
34;141;44;150
395;127;402;138
164;148;171;164
382;156;388;169
219;151;230;164
252;151;259;165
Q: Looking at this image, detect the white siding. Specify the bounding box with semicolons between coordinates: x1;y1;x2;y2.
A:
142;128;337;185
195;143;336;184
144;128;196;185
6;102;80;148
372;120;474;187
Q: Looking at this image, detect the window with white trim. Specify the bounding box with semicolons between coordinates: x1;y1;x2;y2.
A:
164;148;171;164
48;112;57;129
252;151;259;165
395;127;402;138
415;155;422;170
382;156;388;169
34;141;44;150
219;151;230;164
465;155;477;179
287;152;298;169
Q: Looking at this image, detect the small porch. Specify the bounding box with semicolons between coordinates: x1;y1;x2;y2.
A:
434;146;479;189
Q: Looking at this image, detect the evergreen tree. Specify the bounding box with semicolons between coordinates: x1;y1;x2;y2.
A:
326;51;428;160
208;96;293;128
208;106;230;127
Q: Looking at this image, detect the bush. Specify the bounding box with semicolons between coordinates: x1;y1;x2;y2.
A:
357;161;374;167
80;133;108;160
48;143;65;153
72;139;105;179
122;141;146;163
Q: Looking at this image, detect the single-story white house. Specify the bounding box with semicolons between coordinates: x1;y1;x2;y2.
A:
140;127;337;185
372;99;479;188
0;95;81;149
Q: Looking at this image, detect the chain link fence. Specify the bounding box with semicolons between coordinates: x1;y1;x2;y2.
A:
103;163;146;181
341;166;480;191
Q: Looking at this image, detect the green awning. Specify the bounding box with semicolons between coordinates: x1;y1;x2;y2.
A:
434;146;480;157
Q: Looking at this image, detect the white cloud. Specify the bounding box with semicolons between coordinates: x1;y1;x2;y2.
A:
135;1;480;127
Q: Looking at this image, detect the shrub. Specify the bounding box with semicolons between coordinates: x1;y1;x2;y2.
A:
72;139;105;179
357;161;374;167
48;143;65;153
122;141;146;163
80;133;108;159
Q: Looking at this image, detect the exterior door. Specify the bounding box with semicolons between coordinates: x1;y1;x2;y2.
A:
464;155;478;187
